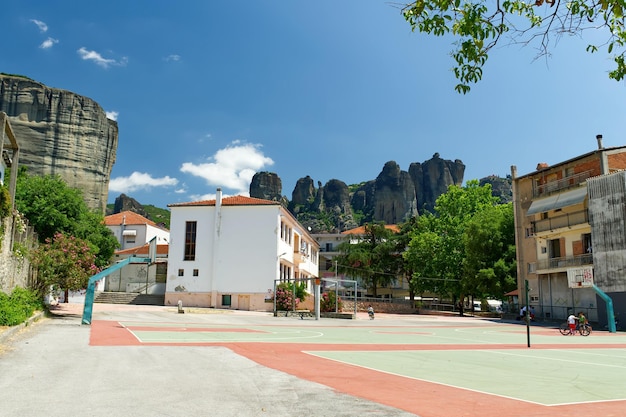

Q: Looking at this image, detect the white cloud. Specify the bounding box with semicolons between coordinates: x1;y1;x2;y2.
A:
77;47;128;69
39;37;58;49
180;142;274;195
106;111;119;121
109;172;178;193
165;54;181;62
30;19;48;33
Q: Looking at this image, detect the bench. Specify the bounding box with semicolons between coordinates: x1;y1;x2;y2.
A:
289;310;314;319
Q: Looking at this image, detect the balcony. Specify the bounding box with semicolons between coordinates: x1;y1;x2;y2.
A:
530;253;593;273
532;210;588;234
533;170;592;198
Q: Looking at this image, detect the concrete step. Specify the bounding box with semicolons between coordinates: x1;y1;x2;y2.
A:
94;292;164;306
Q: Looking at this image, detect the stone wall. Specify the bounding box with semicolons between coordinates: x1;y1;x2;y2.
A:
0;215;37;293
343;300;417;314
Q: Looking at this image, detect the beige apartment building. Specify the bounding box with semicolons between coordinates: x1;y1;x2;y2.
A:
511;136;626;325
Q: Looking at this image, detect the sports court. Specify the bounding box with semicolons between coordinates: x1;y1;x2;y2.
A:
88;308;626;417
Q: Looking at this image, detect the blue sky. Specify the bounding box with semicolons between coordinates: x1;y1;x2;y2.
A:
2;1;625;209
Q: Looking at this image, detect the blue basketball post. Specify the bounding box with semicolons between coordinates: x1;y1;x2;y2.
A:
81;256;151;325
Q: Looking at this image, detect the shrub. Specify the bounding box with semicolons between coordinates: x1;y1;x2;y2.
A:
0;185;10;220
275;284;299;311
0;287;43;326
320;291;343;312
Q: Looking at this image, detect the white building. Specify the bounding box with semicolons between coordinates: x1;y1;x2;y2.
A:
165;189;319;310
104;211;170;250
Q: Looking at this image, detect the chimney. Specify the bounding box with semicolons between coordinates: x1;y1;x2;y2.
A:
596;134;603;149
216;187;222;208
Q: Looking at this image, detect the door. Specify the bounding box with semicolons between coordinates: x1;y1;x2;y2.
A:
238;295;250;311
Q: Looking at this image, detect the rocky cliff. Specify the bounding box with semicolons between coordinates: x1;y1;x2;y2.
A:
0;74;118;213
251;154;467;232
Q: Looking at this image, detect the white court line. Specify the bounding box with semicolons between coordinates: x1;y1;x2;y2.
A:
485;349;626;369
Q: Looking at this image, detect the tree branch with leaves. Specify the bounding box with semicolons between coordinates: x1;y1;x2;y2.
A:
401;0;626;92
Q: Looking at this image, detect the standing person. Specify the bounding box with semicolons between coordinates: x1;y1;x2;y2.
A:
367;305;375;320
578;311;588;327
567;313;577;335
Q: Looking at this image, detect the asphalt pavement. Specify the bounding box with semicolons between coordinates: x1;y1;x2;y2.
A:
0;304;418;417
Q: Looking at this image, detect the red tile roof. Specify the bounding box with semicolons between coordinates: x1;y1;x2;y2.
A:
169;195;280;207
104;210;159;227
341;224;400;235
115;243;169;256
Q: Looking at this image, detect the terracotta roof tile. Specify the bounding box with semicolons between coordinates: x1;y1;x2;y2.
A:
169;195;280;207
104;211;159;227
115;243;169;256
341;224;400;235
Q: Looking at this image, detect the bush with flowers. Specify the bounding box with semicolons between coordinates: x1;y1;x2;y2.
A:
320;290;343;312
31;232;100;299
274;282;307;311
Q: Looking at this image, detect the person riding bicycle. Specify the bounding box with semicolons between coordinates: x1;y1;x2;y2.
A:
567;313;577;335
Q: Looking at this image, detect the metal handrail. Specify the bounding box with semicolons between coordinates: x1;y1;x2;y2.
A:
533;170;592;198
532;210;588;233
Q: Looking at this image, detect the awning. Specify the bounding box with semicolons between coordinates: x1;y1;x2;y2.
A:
122;229;137;236
504;289;519;297
526;186;587;215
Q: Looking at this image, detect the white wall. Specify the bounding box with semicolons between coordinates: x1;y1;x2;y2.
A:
166;201;319;307
145;224;170;245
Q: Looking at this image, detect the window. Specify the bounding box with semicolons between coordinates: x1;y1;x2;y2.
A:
184;221;197;261
222;294;232;306
178;269;184;276
193;269;199;276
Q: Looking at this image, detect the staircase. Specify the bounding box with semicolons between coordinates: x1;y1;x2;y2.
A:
94;292;165;306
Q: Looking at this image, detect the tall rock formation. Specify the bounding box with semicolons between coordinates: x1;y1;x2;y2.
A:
111;194;148;218
479;175;512;203
409;153;465;213
373;161;418;224
0;74;118;213
249;171;286;204
250;154;466;232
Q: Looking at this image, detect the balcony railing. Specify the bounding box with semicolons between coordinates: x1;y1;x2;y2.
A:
532;210;589;233
530;253;593;273
533;170;592;198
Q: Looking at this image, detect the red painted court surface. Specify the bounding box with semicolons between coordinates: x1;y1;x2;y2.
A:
90;316;626;417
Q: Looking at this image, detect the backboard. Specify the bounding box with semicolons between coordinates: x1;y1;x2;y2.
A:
567;266;594;288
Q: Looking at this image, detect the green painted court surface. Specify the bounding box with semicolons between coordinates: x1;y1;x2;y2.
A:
116;319;626;406
308;348;626;405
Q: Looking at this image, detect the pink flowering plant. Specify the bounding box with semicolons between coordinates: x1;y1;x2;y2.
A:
274;282;308;311
32;232;101;296
320;291;343;313
275;284;299;311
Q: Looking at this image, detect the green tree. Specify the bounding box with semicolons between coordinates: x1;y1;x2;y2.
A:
404;181;501;302
402;0;626;93
463;203;517;299
31;232;100;301
15;171;118;267
335;222;398;297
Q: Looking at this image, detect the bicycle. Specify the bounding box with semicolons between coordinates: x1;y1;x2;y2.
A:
559;321;592;336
